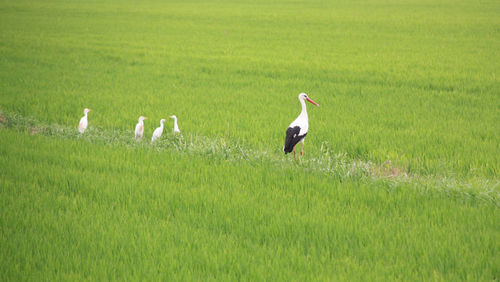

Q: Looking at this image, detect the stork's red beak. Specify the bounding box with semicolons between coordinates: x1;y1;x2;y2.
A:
306;97;319;107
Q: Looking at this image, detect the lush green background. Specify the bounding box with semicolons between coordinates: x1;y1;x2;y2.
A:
1;130;498;280
0;0;499;280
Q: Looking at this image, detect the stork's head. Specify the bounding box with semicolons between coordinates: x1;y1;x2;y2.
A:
160;119;166;124
169;115;177;120
84;108;91;114
298;93;319;107
138;116;147;122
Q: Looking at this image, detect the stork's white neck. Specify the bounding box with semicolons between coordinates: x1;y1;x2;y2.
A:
298;98;308;119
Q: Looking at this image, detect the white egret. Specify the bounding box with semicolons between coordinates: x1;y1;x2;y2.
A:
78;108;91;133
135;116;147;140
169;115;180;133
151;119;166;142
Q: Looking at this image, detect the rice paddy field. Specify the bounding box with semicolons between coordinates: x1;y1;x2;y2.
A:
0;0;499;280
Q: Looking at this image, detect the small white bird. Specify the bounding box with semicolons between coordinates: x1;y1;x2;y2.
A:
151;119;166;142
283;93;319;162
135;116;147;140
78;108;91;133
169;115;180;133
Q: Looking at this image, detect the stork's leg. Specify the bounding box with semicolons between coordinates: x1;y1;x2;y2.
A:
294;148;296;163
300;139;305;158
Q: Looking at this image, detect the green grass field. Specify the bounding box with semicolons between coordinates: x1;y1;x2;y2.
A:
1;0;499;280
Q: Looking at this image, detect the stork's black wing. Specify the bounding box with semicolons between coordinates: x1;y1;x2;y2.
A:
283;126;307;154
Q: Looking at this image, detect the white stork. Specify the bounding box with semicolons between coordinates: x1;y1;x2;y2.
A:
169;115;180;133
283;93;319;162
151;119;166;142
78;108;91;133
134;116;147;140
